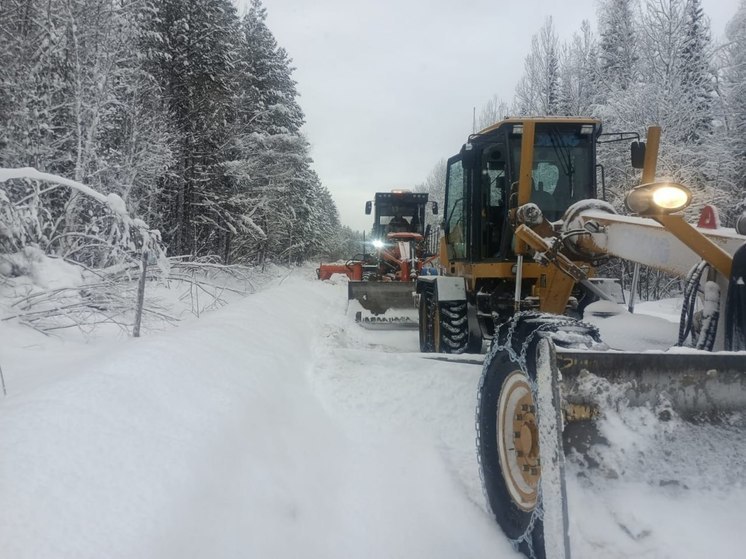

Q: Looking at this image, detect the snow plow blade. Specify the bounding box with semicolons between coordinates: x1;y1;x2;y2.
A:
347;281;418;329
555;349;746;420
477;314;746;559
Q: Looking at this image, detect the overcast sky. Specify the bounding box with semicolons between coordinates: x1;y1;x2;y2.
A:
244;0;740;231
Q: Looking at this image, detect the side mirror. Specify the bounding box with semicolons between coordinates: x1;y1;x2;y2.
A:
365;201;372;215
631;141;646;169
461;143;476;170
431;201;439;215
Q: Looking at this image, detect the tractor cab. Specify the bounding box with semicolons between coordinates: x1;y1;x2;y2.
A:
366;190;433;242
443;118;600;261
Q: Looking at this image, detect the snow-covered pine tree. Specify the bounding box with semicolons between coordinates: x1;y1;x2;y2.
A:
332;225;365;262
515;17;561;115
141;0;242;257
240;0;304;137
0;0;75;177
228;0;339;264
298;174;341;261
597;0;639;93
634;0;721;210
0;0;174;266
680;0;715;142
721;0;746;222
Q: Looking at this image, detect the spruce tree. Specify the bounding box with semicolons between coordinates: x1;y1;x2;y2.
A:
598;0;638;92
723;0;746;220
230;0;339;264
141;0;242;256
680;0;714;141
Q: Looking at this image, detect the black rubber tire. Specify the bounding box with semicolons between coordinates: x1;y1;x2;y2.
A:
477;325;545;559
436;300;469;354
418;289;435;353
477;314;600;559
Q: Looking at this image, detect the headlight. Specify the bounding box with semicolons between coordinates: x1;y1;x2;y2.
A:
652;186;690;210
625;182;692;216
372;239;384;249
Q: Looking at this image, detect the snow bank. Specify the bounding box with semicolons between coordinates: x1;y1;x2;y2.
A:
584;303;680;350
0;247;83;291
566;400;746;559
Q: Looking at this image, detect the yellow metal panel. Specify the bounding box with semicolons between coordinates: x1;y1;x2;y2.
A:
516;121;536;255
538;265;576;314
450;261;546;280
642;126;661;184
654;214;733;278
517;121;535;207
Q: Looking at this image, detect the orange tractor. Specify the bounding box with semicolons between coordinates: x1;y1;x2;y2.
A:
318;190;439;327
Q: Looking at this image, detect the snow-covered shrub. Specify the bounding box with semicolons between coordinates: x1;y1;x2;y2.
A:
0;168;170;333
0;169;165;270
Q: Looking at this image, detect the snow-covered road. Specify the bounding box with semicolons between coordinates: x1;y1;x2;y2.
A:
0;269;514;559
1;268;744;558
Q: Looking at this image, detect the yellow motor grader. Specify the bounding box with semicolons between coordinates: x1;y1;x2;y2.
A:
415;118;746;559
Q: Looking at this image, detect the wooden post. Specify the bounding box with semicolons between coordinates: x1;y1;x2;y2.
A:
133;250;149;338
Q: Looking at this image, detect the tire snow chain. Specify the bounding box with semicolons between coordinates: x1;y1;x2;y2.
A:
475;312;600;559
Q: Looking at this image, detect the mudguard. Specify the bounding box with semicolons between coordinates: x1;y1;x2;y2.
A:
416;276;467;302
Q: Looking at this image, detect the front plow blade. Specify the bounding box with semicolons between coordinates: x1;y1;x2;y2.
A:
477;313;746;559
347;281;418;329
555;349;746;419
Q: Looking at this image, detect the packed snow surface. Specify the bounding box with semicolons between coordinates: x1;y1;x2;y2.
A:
0;271;744;558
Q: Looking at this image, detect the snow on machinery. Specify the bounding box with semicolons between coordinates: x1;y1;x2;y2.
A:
345;190;439;328
415;118;746;558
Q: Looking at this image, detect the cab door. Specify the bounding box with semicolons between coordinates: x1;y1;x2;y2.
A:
444;155;468;261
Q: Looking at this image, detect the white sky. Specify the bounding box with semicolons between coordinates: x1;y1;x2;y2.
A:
247;0;739;231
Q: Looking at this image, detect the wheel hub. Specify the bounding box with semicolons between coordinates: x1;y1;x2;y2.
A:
497;371;540;511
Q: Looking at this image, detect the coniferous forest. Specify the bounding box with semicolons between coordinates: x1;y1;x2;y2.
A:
0;0;344;267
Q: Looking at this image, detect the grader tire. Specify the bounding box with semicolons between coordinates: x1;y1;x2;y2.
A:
477;327;546;559
435;301;469;354
418;289;435;353
477;314;600;559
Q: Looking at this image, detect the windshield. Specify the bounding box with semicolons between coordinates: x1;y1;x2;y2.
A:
511;125;595;221
373;201;426;237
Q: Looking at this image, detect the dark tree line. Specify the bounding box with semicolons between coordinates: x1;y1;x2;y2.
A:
0;0;342;265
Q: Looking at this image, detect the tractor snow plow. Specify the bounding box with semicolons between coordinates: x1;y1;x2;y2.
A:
416;118;746;558
347;281;419;329
320;190;439;329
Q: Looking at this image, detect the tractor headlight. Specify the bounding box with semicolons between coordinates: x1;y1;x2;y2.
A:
372;239;384;249
625;182;692;216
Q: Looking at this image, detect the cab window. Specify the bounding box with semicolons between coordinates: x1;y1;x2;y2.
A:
445;156;466;259
481;145;506;258
510;125;595;222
